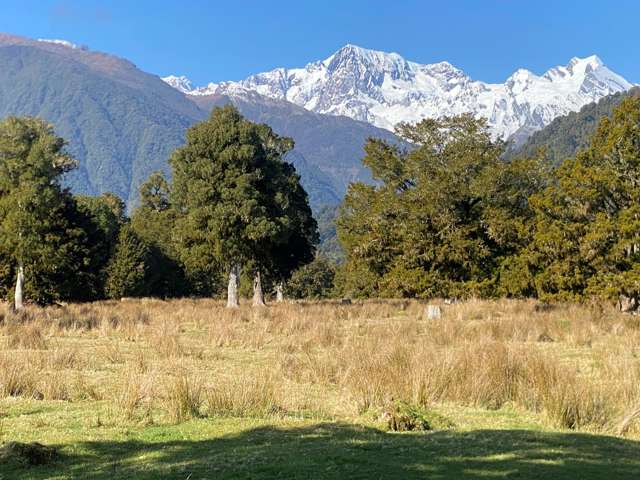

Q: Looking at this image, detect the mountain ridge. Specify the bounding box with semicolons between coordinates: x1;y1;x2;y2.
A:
0;32;636;213
164;44;634;139
0;33;397;210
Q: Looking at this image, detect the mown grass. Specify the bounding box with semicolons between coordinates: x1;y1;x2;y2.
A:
1;298;640;478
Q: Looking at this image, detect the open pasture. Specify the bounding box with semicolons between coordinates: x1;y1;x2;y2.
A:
1;299;640;478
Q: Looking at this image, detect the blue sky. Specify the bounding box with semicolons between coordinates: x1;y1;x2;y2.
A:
1;1;637;85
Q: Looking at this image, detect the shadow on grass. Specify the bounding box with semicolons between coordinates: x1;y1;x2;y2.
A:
7;423;640;479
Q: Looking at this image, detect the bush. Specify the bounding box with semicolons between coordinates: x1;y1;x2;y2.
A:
286;257;336;299
384;401;455;432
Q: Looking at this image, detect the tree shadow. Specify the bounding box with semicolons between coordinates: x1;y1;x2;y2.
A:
8;423;640;479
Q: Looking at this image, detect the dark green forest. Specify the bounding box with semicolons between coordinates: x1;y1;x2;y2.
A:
336;98;640;308
0;96;639;311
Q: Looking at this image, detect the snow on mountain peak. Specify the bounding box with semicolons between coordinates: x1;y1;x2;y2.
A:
161;75;221;96
569;54;603;71
162;46;634;139
325;44;404;66
37;38;79;49
162;75;194;93
509;68;536;81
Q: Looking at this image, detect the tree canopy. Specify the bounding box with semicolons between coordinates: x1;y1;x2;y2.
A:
0;117;95;307
516;97;640;304
336;98;640;309
170;105;317;305
337;115;546;299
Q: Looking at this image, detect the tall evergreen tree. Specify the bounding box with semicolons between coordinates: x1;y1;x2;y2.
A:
130;171;188;297
286;256;336;299
0;117;79;309
105;224;156;299
170;105;316;307
251;125;318;302
75;193;128;298
522;97;640;306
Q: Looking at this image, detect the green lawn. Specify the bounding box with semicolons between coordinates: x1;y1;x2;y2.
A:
2;401;639;479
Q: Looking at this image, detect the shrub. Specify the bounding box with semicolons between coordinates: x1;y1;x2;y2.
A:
286;257;336;299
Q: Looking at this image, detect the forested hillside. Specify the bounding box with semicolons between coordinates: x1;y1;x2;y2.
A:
0;34;397;211
510;87;640;164
0;42;200;206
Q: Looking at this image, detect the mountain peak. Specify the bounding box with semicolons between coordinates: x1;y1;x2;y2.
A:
334;43;368;54
569;54;603;70
330;44;388;57
324;43;404;67
506;68;538;90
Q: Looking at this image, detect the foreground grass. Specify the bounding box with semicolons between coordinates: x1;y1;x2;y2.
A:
1;298;640;478
2;400;640;479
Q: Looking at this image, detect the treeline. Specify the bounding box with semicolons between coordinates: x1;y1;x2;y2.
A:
0;106;319;309
3;99;639;309
336;97;640;309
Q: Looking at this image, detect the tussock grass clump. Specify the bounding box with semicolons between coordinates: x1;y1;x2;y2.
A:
205;371;283;418
541;381;611;430
0;356;37;398
101;341;125;364
0;441;59;466
383;401;455;432
149;321;183;358
114;370;150;420
618;407;640;436
6;323;48;350
36;370;71;401
48;348;79;370
162;373;204;422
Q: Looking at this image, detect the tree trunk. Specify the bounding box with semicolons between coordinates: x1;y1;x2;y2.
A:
275;282;284;303
14;262;24;311
619;294;639;313
252;270;265;307
226;263;239;308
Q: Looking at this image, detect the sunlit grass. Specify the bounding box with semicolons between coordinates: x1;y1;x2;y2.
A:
1;298;640;478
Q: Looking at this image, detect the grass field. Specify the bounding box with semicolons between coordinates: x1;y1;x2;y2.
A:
1;299;640;479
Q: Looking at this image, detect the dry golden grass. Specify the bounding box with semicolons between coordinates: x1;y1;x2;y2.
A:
0;298;639;435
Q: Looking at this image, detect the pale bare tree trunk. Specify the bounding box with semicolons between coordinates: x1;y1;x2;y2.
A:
275;282;284;303
14;262;24;311
226;263;239;308
252;270;265;307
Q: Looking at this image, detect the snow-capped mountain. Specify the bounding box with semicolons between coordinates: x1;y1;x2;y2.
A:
163;45;634;139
